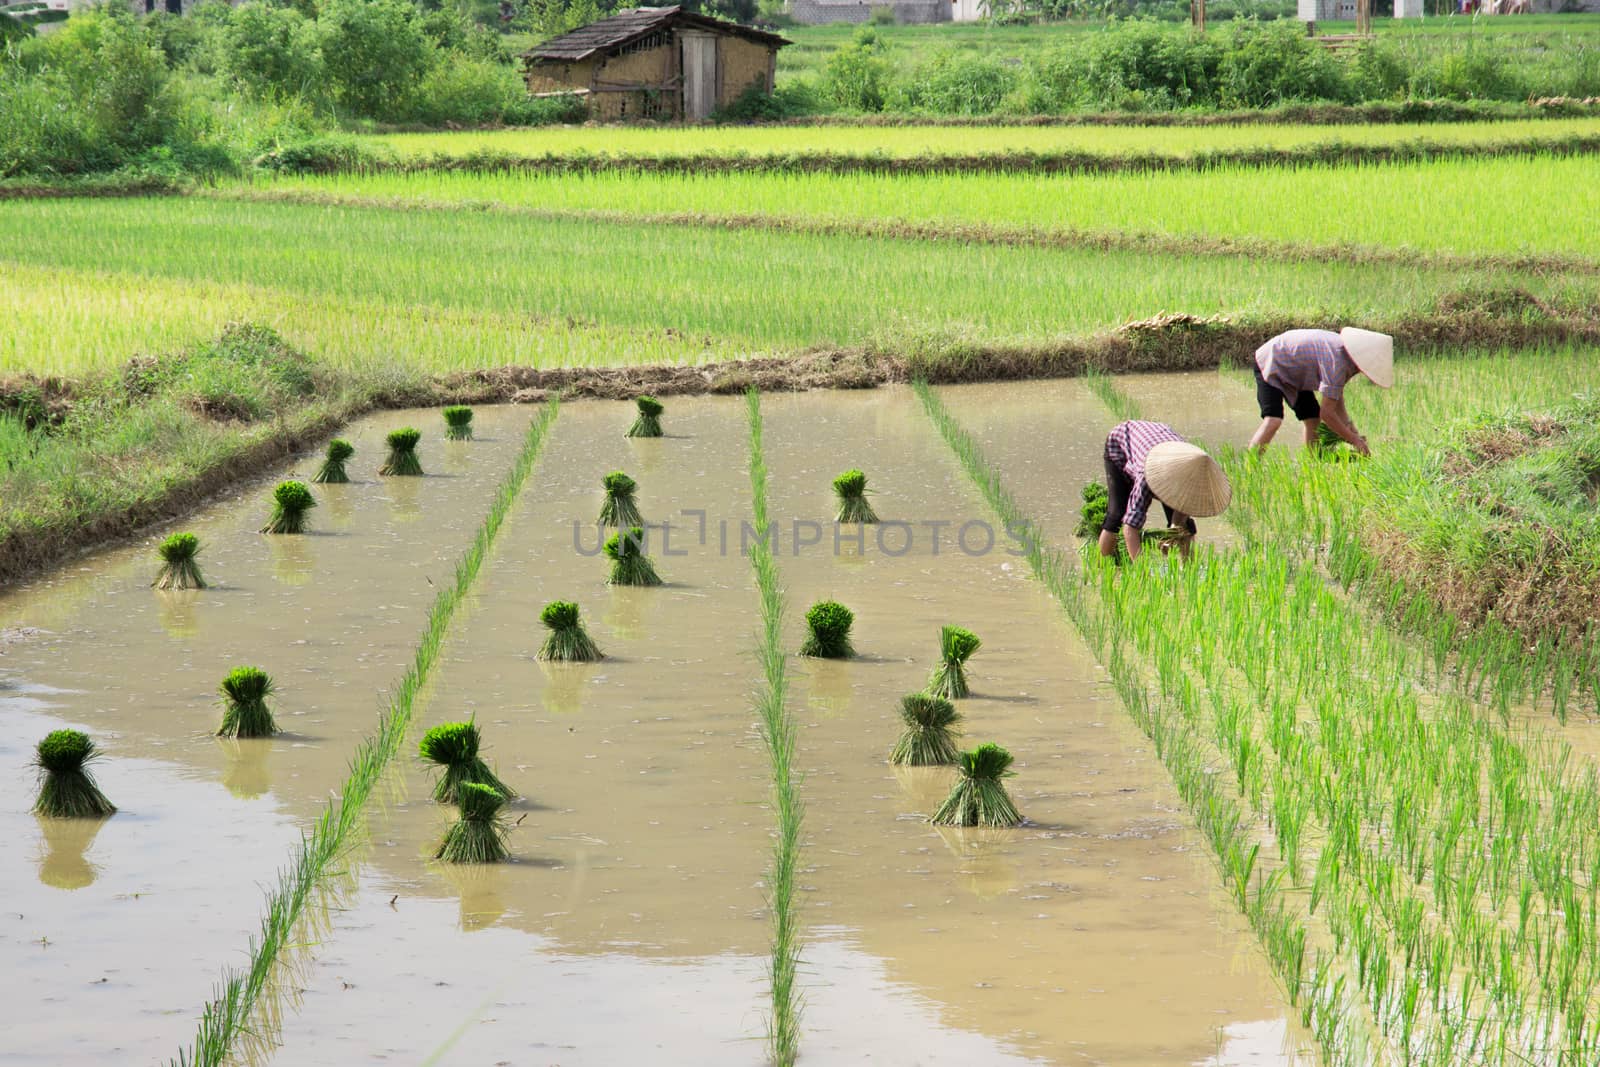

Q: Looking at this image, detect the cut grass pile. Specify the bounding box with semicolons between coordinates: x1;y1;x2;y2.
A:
239;153;1600;267
0;198;1570;379
360;117;1600;163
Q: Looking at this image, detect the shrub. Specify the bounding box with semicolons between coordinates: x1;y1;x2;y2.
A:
411;55;524;126
317;0;432;121
893;50;1018;116
1215;22;1351;109
823;27;892;112
220;3;325;105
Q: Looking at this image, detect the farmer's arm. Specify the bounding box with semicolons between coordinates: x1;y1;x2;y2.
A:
1318;396;1369;455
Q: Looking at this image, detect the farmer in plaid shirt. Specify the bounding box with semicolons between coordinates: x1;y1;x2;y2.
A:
1248;327;1394;454
1100;420;1231;563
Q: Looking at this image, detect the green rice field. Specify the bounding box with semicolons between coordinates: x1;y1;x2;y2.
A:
7;106;1600;1067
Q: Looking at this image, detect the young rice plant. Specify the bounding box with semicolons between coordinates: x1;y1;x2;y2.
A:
536;599;603;662
832;469;878;524
599;471;643;527
32;729;116;818
434;781;510;864
260;480;315;535
379;427;424;476
931;743;1021;827
419;720;515;804
627;395;664;438
152;532;206;590
799;600;855;659
928;625;981;699
311;439;354;484
442;405;474;441
217;667;279;739
890;692;962;767
604;526;661;586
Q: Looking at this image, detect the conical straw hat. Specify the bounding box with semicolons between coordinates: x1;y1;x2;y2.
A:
1339;327;1394;389
1145;443;1231;519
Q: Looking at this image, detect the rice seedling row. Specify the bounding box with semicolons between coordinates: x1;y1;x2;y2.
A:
253;396;785;1064
362;117;1600;164
0;199;1566;379
168;398;559;1066
236;152;1600;266
921;377;1600;1062
757;386;1295;1063
0;405;539;1063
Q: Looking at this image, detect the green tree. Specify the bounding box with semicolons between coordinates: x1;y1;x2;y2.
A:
222;3;324;102
317;0;432;120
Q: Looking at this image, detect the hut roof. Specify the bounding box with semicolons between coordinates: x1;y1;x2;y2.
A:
525;6;789;62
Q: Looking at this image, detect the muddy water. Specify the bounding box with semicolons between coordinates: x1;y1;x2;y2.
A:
1121;369;1287;453
0;406;534;1064
758;386;1299;1066
260;395;780;1064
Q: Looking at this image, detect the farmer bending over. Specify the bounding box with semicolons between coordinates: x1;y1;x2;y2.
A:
1099;420;1232;563
1248;327;1394;455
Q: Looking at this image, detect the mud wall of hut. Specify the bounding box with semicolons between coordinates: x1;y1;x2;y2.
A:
716;35;776;107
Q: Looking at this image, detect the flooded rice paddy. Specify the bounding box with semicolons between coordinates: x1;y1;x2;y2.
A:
1;380;1309;1065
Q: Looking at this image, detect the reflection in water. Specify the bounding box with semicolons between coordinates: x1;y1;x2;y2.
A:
321;483;354;527
892;763;955;817
269;535;314;586
932;825;1021;901
35;815;106;890
437;861;509;931
156;589;202;639
626;436;663;476
385;476;423;523
804;658;855;719
538;660;596;717
602;586;653;642
219;737;273;799
444;440;472;475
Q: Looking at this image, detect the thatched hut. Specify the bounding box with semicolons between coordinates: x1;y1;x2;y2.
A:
522;6;789;122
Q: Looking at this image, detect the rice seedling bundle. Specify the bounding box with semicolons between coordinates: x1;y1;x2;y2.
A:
260;480;315;535
604;526;662;586
152;531;206;590
442;405;474;440
380;427;424;476
418;720;515;804
928;625;981;699
799;600;855;659
833;469;877;524
626;395;664;438
32;729;116;818
312;439;354;484
434;781;510;864
598;471;642;527
931;743;1021;827
1074;482;1108;539
217;666;280;738
890;693;962;766
537;599;603;662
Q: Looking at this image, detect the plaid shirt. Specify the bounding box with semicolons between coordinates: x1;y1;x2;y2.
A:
1105;420;1184;530
1255;329;1359;401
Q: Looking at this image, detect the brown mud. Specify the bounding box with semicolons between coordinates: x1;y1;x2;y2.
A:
0;405;535;1064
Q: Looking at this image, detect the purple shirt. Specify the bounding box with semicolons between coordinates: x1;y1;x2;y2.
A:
1106;420;1184;530
1256;329;1359;401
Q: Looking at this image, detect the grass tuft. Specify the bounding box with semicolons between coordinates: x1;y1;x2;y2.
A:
604;526;662;586
927;625;981;699
442;405;474;441
419;720;516;804
153;531;206;590
832;468;878;524
434;782;510;864
626;395;664;438
32;729;116;819
930;743;1021;827
260;480;315;535
311;439;354;484
217;667;279;739
537;599;604;662
799;599;855;659
379;427;424;476
890;693;962;766
599;470;643;527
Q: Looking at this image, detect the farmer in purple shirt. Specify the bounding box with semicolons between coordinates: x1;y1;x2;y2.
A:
1100;420;1232;562
1247;327;1394;455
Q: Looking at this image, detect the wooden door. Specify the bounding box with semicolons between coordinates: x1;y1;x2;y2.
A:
681;32;717;121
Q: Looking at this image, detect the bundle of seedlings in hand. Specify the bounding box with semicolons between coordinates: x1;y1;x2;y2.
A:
379;427;424;476
799;600;856;659
312;439;354;484
537;600;604;662
598;471;643;527
443;405;474;441
434;781;510;864
1310;420;1363;463
151;532;206;590
626;395;664;438
833;469;878;524
931;743;1021;827
891;693;962;766
604;527;662;587
260;480;315;535
32;729;116;818
217;666;280;738
419;720;515;804
1074;482;1109;539
928;625;981;699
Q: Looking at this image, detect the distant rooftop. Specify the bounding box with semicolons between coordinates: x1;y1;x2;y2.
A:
525;5;789;62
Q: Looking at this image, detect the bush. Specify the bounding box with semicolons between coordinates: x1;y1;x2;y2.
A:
411;54;523;125
221;3;325;104
318;0;432;121
502;91;589;126
713;80;817;122
823;26;892;112
253;131;382;172
893;50;1018;115
1030;22;1224;112
1216;21;1351;108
